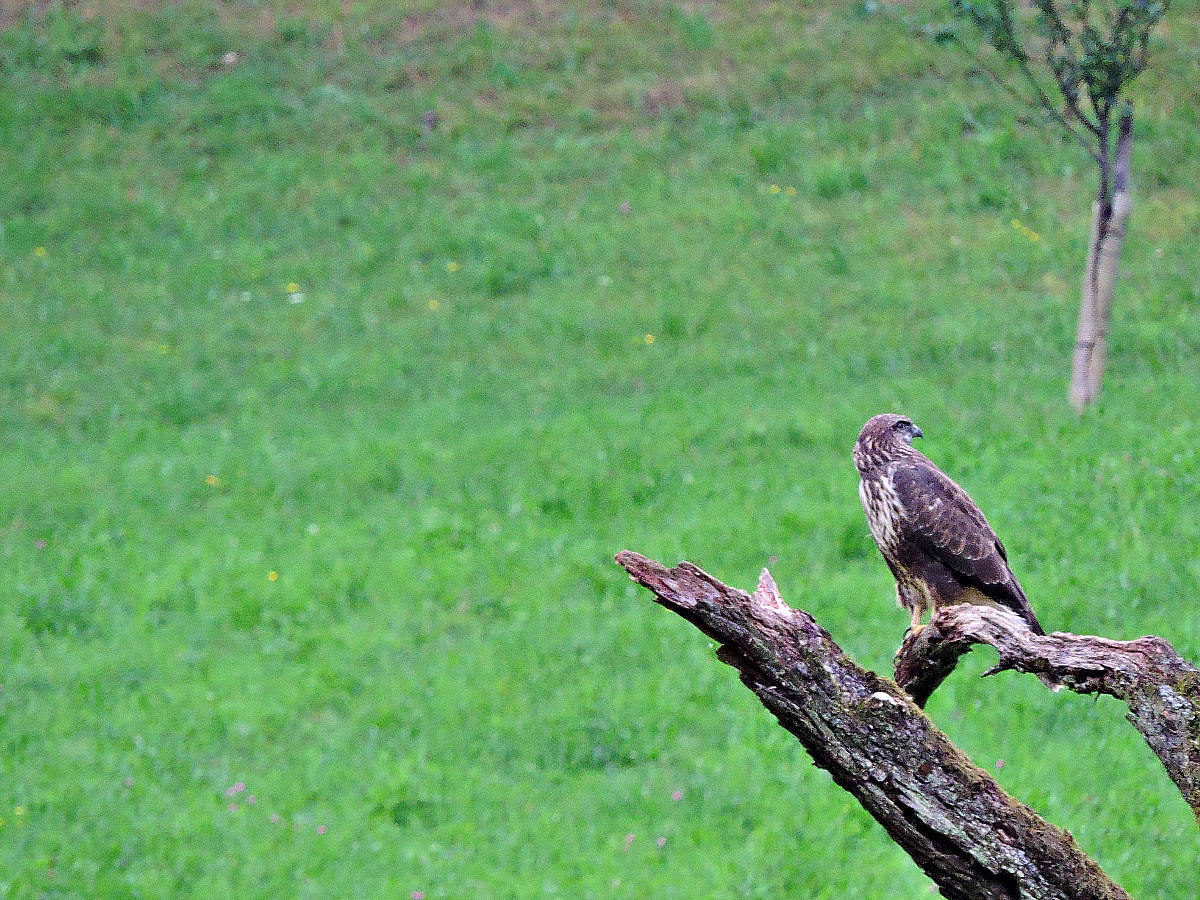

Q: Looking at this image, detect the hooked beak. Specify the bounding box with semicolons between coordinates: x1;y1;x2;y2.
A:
911;424;923;440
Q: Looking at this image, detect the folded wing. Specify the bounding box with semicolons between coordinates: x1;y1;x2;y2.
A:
891;463;1043;634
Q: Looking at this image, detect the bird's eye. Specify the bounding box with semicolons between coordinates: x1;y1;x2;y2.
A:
893;420;910;430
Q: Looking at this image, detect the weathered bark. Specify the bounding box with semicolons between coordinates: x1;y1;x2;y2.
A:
1070;112;1133;412
616;551;1131;900
895;604;1200;823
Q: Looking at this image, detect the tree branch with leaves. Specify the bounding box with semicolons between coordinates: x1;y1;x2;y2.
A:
888;0;1170;409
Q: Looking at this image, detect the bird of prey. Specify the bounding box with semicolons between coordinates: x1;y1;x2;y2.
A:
853;413;1044;636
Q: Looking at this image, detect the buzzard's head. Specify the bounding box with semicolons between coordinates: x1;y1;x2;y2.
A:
853;413;923;473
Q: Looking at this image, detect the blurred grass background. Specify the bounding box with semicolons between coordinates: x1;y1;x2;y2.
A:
0;0;1197;896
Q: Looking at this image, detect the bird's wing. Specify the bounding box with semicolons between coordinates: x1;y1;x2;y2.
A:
891;461;1043;633
890;462;1008;584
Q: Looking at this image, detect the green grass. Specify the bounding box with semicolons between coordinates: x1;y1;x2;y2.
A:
1;1;1199;896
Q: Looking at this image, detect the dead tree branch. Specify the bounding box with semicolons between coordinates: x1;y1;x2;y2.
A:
616;550;1130;900
895;603;1200;822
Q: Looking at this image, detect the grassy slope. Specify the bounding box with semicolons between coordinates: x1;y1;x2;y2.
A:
0;1;1198;896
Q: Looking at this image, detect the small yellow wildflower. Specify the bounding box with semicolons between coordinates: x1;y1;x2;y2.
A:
268;570;279;582
1011;219;1040;242
285;282;300;293
428;299;440;311
784;186;797;196
158;344;170;355
644;333;656;345
769;184;782;194
34;246;47;257
205;474;220;487
14;806;25;816
446;261;461;273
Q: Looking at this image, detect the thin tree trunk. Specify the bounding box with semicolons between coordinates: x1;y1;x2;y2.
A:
616;551;1132;900
1085;114;1133;400
1069;201;1104;411
1070;112;1133;411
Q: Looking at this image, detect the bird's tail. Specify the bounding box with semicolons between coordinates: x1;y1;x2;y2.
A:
1027;612;1045;636
1005;579;1044;636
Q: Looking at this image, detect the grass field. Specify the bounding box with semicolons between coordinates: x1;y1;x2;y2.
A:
1;1;1198;896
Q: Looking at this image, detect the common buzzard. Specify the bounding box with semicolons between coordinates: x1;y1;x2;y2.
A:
853;413;1044;635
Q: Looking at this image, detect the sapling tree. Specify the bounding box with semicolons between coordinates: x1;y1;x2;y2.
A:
920;0;1171;409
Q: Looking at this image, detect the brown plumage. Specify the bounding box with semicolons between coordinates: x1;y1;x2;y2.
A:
853;414;1044;635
